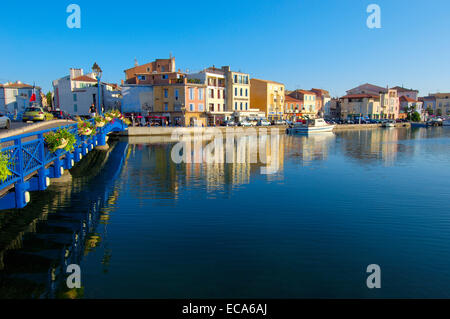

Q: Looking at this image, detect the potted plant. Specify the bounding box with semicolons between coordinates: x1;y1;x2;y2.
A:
78;120;96;136
44;128;77;153
0;152;12;182
94;116;106;128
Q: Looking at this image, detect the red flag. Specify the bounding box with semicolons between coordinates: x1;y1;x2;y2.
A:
29;93;36;102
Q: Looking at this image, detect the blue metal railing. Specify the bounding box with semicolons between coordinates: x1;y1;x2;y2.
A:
0;118;127;210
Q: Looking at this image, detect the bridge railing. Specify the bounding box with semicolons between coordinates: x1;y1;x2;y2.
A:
0;118;127;210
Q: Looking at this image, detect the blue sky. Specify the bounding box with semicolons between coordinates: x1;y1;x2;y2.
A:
1;0;449;96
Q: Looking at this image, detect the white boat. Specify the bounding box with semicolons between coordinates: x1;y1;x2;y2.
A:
287;118;335;133
381;120;395;128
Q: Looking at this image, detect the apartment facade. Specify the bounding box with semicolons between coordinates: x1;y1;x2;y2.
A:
188;67;231;125
284;95;303;122
310;88;331;118
391;86;419;101
53;68;121;115
419;96;437;116
399;96;424;120
124;57;176;84
431;93;450;116
221;66;251;117
152;78;207;127
0;81;42;113
250;79;285;121
287;90;317;119
339;94;381;119
346;83;399;119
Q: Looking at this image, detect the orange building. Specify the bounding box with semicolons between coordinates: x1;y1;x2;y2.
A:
284;95;303;121
152;78;207;127
124;56;177;84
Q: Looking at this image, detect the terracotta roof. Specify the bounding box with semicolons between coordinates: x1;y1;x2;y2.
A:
399;96;417;103
1;82;41;89
311;88;330;95
391;86;419;93
285;95;302;103
72;75;97;82
340;94;380;99
291;89;315;95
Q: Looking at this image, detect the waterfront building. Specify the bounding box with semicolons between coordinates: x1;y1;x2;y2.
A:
391;86;419;101
124;56;178;85
187;67;231;125
310;88;331;118
419;95;437;116
121;85;154;114
53;68;121;115
346;83;399;119
339;94;381;120
0;81;42;113
287;90;317;119
221;66;252;121
284;95;303;122
329;98;341;119
399;96;425;120
430;93;450;116
152;77;207;127
250;78;285;121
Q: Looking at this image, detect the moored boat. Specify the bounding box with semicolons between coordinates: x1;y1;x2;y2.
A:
286;118;335;134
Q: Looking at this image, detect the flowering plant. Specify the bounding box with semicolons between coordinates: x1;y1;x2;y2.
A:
78;120;96;136
94;116;106;128
0;152;13;182
44;128;76;153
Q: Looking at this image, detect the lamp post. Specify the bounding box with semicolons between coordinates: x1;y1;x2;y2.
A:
92;62;103;116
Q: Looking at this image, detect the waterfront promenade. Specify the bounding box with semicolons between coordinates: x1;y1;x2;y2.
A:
116;123;411;136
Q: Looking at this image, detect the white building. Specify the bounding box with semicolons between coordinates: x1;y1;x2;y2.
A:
0;81;42;113
121;85;153;114
53;68;121;116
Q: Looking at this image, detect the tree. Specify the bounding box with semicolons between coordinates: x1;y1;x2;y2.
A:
46;92;53;108
436;108;443;116
411;111;421;122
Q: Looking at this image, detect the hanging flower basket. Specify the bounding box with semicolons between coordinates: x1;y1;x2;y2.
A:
56;138;68;150
80;128;93;136
96;121;106;128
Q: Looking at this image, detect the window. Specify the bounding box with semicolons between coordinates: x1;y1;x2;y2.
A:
234;75;238;83
161;66;165;72
189;103;194;111
245;89;248;97
189;88;195;100
164;102;168;111
74;104;78;112
240;88;243;96
217;90;220;99
240;102;243;110
235;88;238;96
198;104;204;111
175;89;179;100
198;88;204;100
245;102;248;110
210;103;214;111
162;74;168;79
209;89;214;98
138;75;146;80
238;75;242;84
235;102;238;110
164;89;168;98
73;93;77;101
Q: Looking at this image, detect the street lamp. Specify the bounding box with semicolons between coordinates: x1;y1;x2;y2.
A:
92;62;103;116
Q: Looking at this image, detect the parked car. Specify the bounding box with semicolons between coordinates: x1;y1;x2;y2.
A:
239;120;253;127
50;109;70;119
224;120;237;127
22;106;53;122
0;113;11;129
258;119;271;126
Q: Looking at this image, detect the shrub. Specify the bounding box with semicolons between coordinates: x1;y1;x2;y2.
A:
0;152;13;182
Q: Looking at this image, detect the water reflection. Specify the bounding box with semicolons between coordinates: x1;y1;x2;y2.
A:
0;141;128;298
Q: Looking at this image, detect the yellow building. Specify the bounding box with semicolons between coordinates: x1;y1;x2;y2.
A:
221;66;250;115
339;94;381;120
431;93;450;116
250;78;285;121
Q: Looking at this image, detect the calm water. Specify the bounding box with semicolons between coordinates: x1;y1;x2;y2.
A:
1;127;450;298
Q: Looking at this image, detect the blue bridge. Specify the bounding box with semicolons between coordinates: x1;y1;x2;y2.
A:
0;119;127;210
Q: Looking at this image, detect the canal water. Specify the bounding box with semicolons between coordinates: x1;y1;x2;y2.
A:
0;127;449;298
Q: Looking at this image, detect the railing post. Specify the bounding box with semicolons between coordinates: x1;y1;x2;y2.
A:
36;133;49;190
14;137;30;208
